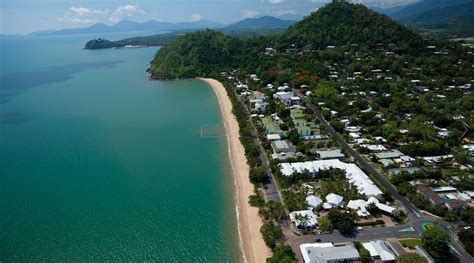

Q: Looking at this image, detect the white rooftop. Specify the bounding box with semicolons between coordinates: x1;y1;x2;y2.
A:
289;210;318;227
326;193;344;207
363;240;396;262
267;134;281;141
316;149;345;159
300;243;360;263
306;195;323;209
279;159;383;197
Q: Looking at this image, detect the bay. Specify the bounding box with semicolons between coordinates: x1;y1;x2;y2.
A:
0;34;239;262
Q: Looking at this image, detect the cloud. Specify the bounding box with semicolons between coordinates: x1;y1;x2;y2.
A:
109;5;144;23
190;14;202;22
70;6;108;16
269;0;284;3
58;6;108;24
242;10;260;18
274;9;298;16
310;0;418;7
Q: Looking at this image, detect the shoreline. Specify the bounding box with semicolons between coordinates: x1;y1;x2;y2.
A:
198;78;271;263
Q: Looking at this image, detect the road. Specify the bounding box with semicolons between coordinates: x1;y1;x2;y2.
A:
294;89;473;263
229;81;282;203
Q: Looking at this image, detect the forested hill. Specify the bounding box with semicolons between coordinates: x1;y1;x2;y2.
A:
279;2;423;52
148;1;429;79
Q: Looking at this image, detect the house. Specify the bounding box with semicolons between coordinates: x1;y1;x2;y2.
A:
368;197;398;216
271;140;295;154
362;240;396;263
326;193;344;208
374;150;403;160
266;134;281;141
262;117;283;135
289;210;318;228
347;199;370;217
316;149;345;160
421;155;454;165
298;126;313;137
300;243;360;263
387;167;421;176
291;96;302;106
380;159;396;168
417;185;444;206
307;195;323;209
445;199;467;211
273;91;294;106
249;99;267;112
360;144;387;152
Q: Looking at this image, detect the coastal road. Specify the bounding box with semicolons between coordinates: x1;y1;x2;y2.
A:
294;89;473;263
228;79;282;203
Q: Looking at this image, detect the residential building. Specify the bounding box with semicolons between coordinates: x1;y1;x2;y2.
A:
289;210;318;228
362;240;396;263
279;159;383;198
316;149;345;160
307;195;323;209
417;185;444;206
300;243;360;263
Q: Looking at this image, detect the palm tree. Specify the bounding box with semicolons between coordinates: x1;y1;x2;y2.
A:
300;214;311;228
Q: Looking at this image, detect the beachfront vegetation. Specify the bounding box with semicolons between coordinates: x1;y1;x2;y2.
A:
260;222;283;249
266;244;297;263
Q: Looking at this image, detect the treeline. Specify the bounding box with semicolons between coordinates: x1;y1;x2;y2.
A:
84;32;182;50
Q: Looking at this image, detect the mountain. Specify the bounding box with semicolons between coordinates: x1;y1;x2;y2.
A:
390;0;473;19
369;4;411;16
33;19;224;36
277;14;305;21
225;16;296;30
389;0;474;37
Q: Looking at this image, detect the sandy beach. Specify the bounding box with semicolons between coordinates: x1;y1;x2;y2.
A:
198;78;271;263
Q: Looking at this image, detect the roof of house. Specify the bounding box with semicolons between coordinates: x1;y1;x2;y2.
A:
432;186;457;193
289;210;318;227
326;193;344;206
301;243;360;263
387;167;421;175
363;241;396;262
316;149;345;159
374;150;403;160
417;185;444;205
306;195;323;208
267;134;281;141
347;199;370;217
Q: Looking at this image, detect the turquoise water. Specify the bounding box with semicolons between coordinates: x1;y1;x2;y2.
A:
0;34;240;261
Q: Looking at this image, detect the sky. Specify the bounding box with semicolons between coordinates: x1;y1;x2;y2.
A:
0;0;419;35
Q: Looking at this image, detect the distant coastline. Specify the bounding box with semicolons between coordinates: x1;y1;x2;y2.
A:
198;78;271;263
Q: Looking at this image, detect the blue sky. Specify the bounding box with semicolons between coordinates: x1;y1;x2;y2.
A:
0;0;418;34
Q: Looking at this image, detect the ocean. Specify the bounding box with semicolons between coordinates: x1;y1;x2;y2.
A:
0;33;240;261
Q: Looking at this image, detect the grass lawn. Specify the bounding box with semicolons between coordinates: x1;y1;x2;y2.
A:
399;238;422;249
